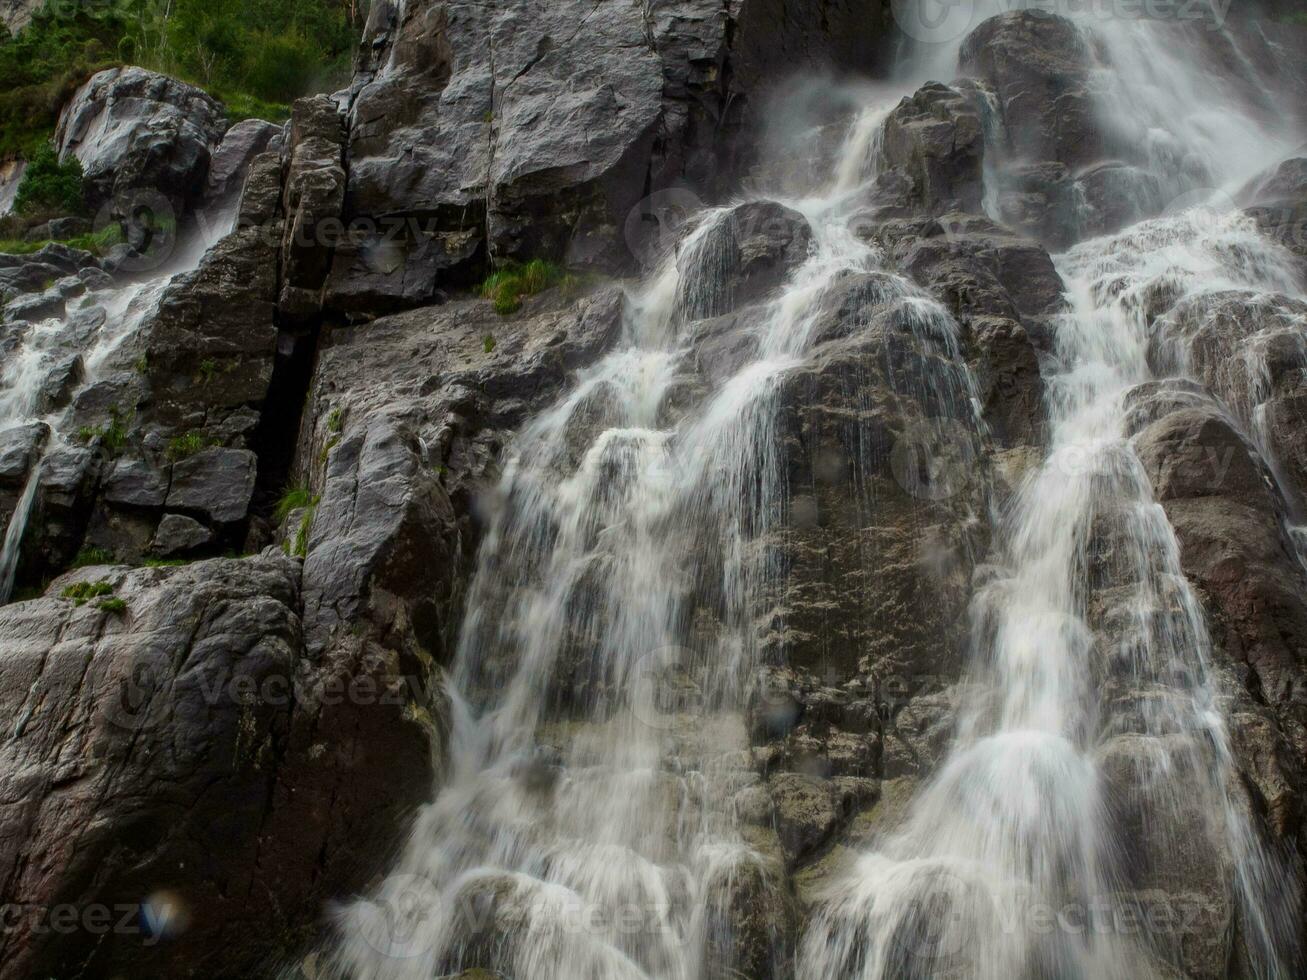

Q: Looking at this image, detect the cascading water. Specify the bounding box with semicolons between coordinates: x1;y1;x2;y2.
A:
329;89;987;979
801;7;1306;980
0;212;230;602
331;3;1305;978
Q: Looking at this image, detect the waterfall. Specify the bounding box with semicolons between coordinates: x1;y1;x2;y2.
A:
800;7;1305;980
0;210;230;602
330;3;1304;978
329;73;988;977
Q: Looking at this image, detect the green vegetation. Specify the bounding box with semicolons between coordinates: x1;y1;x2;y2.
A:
275;484;312;523
62;579;113;605
143;557;187;568
275;486;320;559
77;404;132;455
97;596;127;614
165;430;211;461
0;221;124;257
196;359;219;384
327;406;344;433
13;142;84;214
480;259;566;316
71;545;114;568
0;3;130;157
483;334;497;354
318;433;341;464
0;0;365;157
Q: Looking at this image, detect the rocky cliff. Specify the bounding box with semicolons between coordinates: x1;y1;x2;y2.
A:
0;2;1305;978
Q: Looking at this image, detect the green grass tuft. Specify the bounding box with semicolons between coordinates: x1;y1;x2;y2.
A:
275;485;312;524
479;259;565;316
78;405;132;456
62;580;114;606
97;596;127;614
71;546;114;568
165;430;210;462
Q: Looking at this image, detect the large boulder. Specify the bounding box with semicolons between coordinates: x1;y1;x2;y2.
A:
55;67;229;216
956;11;1161;248
879;82;985;217
203;117;283;208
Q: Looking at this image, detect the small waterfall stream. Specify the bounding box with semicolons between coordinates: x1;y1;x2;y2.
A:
0;213;230;602
332;4;1305;978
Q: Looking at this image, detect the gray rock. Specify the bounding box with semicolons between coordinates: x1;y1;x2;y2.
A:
0;422;48;535
278;96;346;321
76;266;113;290
166;448;257;524
204;117;282;205
957;12;1159;247
880;82;985;217
102;458;169;509
150;513;213;556
769;772;841;865
54;67;228;214
2;289;64;322
0;0;38;33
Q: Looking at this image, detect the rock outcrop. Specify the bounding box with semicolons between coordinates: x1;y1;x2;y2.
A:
55;67;229;219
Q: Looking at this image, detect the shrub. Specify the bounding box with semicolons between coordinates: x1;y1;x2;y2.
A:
62;580;114;606
480;259;565;315
71;546;114;568
97;596;127;614
13;143;85;216
166;430;209;461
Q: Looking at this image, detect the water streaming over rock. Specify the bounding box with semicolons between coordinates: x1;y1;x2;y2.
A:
330;4;1305;979
0;214;230;602
800;8;1306;980
329;85;988;979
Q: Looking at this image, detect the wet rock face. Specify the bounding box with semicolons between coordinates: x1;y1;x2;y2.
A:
55;67;229;216
677;201;814;320
956;11;1162;249
0;556;307;977
330;0;893;309
1127;385;1307;843
879;82;985;217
